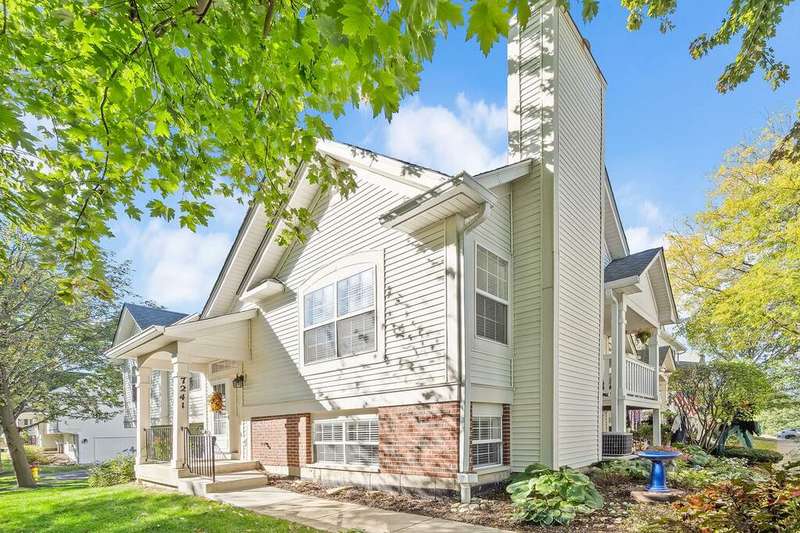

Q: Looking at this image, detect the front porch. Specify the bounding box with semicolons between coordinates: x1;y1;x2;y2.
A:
106;309;257;489
601;248;678;456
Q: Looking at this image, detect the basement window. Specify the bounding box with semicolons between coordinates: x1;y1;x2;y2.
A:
471;416;502;467
313;417;379;467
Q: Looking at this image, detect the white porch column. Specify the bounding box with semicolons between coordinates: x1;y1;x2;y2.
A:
648;329;660;402
171;347;190;469
135;365;152;465
158;370;171;425
610;293;627;433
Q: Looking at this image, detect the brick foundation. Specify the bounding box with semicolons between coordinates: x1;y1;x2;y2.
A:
378;401;460;478
250;414;312;469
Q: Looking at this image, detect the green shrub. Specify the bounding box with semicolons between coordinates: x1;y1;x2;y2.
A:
506;463;603;526
675;444;713;466
24;445;51;465
643;463;800;532
720;446;783;465
597;459;650;480
669;456;760;490
87;455;135;487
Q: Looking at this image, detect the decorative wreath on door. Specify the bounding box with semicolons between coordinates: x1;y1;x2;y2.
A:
209;391;224;413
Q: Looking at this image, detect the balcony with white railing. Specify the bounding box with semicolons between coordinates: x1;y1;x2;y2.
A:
625;358;656;399
603;356;658;402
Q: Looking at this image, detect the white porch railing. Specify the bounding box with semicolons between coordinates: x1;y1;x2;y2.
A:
625;358;657;399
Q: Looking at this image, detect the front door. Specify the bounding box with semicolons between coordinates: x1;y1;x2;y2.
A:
211;382;229;458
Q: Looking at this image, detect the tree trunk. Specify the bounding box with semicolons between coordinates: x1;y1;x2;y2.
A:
0;402;36;488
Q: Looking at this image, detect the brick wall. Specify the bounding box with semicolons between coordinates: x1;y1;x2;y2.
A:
250;414;311;467
379;401;460;478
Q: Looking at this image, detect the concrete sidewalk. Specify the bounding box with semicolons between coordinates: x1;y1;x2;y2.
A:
207;486;510;533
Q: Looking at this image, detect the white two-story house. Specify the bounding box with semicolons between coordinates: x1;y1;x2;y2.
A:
108;1;677;502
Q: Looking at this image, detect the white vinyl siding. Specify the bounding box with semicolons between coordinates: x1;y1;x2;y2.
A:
554;12;604;468
507;4;546;469
469;189;514;390
471;416;502;467
242;174;447;406
510;171;543;470
313;417;378;467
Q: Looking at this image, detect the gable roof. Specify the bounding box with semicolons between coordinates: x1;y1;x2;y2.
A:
604;247;661;283
123;303;187;329
659;346;671;366
201;139;451;319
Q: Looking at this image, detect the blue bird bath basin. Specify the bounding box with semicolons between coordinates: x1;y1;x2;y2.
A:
637;450;682;493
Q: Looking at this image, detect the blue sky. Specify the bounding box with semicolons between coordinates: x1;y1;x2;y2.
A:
109;2;800;312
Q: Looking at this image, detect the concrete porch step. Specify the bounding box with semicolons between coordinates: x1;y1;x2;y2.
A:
214;460;261;475
178;470;269;495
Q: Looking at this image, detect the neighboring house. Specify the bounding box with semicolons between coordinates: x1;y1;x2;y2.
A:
108;3;677;501
2;410;136;465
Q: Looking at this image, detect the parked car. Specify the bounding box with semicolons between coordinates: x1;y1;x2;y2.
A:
777;428;800;440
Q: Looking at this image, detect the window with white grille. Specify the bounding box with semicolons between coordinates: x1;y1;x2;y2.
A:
471;416;502;467
189;372;201;391
303;268;376;364
313;417;379;467
476;245;509;344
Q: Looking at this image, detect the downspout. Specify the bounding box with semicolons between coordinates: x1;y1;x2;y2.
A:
457;198;492;503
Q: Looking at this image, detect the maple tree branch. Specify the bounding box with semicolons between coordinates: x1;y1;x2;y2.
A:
262;0;276;37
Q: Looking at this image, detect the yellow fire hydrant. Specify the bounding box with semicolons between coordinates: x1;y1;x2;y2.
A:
30;464;39;480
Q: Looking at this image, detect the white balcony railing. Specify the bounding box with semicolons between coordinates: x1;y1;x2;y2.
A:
625;358;657;399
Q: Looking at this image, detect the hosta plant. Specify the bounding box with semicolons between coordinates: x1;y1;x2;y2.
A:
506;463;604;526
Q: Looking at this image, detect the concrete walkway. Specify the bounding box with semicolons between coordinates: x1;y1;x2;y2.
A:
207;486;510;533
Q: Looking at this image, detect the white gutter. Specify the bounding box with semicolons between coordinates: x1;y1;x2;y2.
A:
456;172;494;503
105;326;165;359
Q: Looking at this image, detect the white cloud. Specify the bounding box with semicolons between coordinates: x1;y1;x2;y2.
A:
625;226;665;253
115;220;232;311
208;194;248;228
638;200;664;226
383;94;507;175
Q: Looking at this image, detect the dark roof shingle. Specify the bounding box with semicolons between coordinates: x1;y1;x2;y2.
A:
124;303;187;329
604;247;661;283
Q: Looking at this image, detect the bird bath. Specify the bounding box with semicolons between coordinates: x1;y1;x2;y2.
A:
637;449;682;493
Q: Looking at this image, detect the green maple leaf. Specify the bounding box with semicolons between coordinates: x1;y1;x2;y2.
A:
339;0;373;40
466;0;510;55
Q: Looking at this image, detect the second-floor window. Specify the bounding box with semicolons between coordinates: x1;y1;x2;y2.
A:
303;267;376;364
476;245;509;344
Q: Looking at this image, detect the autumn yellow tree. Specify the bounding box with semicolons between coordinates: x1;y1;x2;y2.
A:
667;121;800;364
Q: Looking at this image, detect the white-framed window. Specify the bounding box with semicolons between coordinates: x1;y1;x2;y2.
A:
471;416;502;467
189;372;201;391
303;267;377;364
475;245;509;344
313;417;379;467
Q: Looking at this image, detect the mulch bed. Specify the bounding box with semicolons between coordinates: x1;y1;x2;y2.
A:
265;471;656;532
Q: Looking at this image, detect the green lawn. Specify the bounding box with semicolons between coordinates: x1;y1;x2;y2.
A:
753;436;779;451
0;467;320;533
